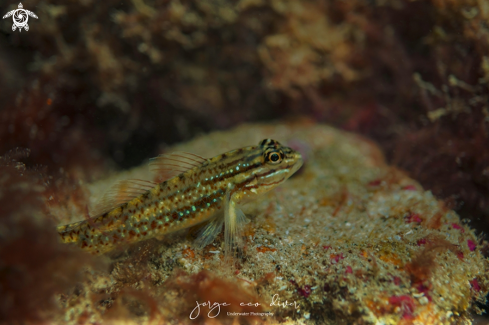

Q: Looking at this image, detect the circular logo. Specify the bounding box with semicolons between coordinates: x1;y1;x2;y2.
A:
13;9;28;28
2;3;38;32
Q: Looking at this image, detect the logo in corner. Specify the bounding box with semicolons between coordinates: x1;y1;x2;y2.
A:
3;3;38;32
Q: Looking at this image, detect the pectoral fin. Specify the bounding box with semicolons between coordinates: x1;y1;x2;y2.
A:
192;185;248;255
224;185;247;257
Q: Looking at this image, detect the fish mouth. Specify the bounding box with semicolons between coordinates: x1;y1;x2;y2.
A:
287;152;303;174
295;156;304;170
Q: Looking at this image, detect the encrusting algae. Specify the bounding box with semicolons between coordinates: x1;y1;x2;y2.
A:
57;139;302;255
45;123;488;324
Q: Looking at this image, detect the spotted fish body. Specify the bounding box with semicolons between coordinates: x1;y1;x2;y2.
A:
57;139;303;255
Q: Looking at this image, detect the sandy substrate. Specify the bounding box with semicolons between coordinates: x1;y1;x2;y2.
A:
56;123;488;324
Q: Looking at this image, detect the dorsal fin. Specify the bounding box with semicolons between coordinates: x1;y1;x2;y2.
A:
149;151;206;183
90;179;157;217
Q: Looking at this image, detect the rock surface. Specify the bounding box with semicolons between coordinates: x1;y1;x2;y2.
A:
57;123;488;324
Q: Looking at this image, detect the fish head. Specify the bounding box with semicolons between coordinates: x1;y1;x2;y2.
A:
237;139;303;200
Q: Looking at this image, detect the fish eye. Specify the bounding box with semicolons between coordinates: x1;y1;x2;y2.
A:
267;151;282;164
